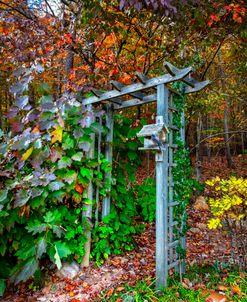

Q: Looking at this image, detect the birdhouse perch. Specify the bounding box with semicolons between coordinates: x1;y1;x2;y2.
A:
137;123;169;151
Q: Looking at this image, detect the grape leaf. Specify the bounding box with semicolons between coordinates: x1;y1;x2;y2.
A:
63;170;77;185
15;95;29;109
54;245;62;270
0;190;8;203
48;181;64;191
14;258;38;284
36;237;47;259
14;190;31;208
58;156;72;169
55;241;71;258
26;221;47;234
71;152;83;162
51;124;63;144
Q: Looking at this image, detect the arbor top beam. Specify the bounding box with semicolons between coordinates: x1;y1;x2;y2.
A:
80;62;210;109
81;67;192;106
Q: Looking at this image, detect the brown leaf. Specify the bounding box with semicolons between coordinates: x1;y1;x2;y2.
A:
116;286;125;293
201;290;229;302
218;285;228;291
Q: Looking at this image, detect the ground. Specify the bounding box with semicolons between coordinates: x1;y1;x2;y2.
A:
2;156;247;302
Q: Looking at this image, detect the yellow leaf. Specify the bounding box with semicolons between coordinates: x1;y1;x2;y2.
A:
51;125;63;144
21;147;33;161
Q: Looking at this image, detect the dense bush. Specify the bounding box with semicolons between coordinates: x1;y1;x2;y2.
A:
0;67;109;292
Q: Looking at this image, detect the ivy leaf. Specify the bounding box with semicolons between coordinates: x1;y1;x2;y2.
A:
62;135;75;150
48;181;64;192
58;156;72;169
51;125;63;144
54;246;62;270
63;170;77;185
91;122;106;134
14;190;31;208
14;258;38;284
21;147;33;161
71;152;83;162
80;168;91;179
36;238;47;259
127;151;137;161
78;141;90;152
55;242;71;259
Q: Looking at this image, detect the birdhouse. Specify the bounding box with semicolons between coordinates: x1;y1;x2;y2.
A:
137;123;169;151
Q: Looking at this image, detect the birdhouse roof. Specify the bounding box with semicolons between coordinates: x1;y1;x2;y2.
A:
137;123;168;137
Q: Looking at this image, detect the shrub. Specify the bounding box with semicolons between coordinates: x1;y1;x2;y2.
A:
206;176;247;269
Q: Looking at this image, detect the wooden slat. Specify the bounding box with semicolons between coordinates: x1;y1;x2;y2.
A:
164;62;195;88
114;93;157;110
185;80;210;94
81;67;192;106
135;72;149;84
169;201;179;207
169;240;179;248
110;80;145;99
168;260;180;270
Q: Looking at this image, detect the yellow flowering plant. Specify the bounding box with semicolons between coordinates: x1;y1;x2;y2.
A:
206;176;247;269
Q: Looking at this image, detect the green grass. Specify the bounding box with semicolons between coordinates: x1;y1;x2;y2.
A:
99;265;247;302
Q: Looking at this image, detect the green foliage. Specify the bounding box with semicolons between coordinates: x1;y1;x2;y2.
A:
92;115;145;264
0;69;107;286
134;177;156;222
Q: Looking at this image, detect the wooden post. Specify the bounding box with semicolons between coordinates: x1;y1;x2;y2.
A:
81;104;95;268
102;104;113;218
180;110;186;274
95;116;102;226
156;84;169;289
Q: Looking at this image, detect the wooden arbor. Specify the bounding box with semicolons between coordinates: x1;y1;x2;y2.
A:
81;62;210;289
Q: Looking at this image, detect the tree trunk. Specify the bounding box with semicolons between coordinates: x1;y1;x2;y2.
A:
196;114;202;181
217;50;234;168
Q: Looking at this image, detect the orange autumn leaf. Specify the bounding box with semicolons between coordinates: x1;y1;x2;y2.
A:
32;126;40;134
75;183;84;194
106;287;114;297
231;285;242;295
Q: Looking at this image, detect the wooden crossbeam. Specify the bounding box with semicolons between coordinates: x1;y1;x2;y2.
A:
110;80;145;99
164;62;195;87
81;67;192;106
135;72;149;84
185;80;210;94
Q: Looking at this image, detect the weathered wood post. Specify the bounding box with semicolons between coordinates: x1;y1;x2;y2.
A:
102;104;113;218
180;110;186;274
156;84;169;289
81;104;95;268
